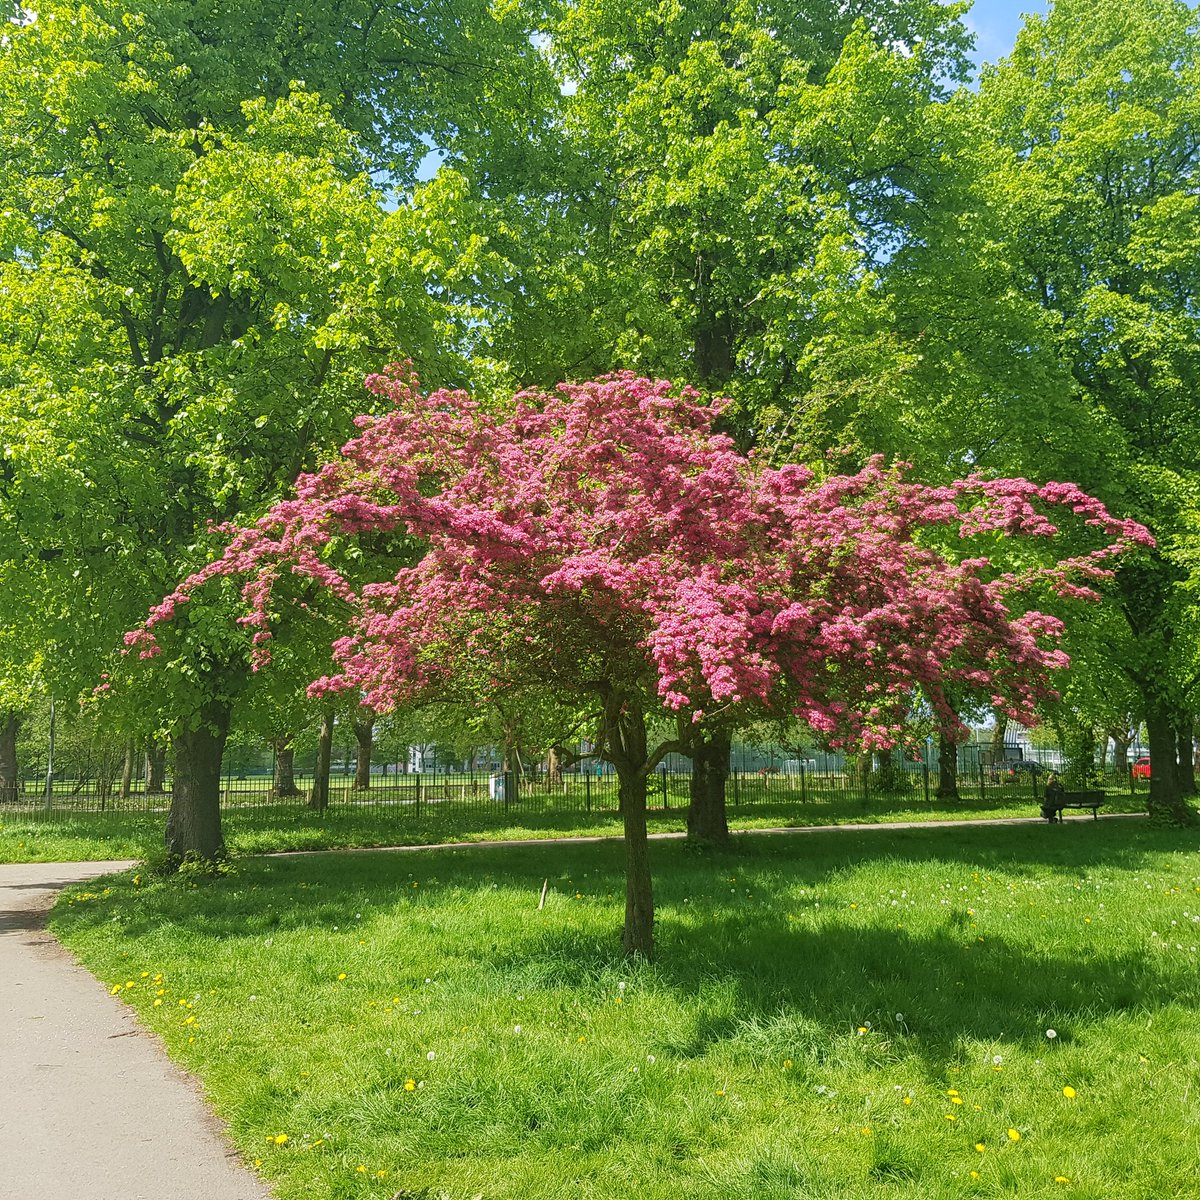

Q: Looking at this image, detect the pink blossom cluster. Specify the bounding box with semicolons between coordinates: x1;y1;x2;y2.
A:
130;370;1152;749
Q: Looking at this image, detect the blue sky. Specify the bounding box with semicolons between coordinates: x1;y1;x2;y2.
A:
964;0;1051;67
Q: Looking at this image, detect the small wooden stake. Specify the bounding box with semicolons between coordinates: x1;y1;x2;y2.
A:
538;878;549;910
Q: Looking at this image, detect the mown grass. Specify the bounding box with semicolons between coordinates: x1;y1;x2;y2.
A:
52;819;1199;1200
1;787;1147;864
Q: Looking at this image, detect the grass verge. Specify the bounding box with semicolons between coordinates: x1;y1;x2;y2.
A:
52;819;1200;1199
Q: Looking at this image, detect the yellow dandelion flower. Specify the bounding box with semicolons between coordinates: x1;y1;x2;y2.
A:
153;999;163;1007
273;1134;288;1145
355;1165;366;1174
975;1143;985;1153
1062;1086;1076;1099
947;1089;960;1097
783;1059;793;1069
404;1079;416;1091
902;1096;913;1106
716;1089;726;1096
337;973;347;981
1055;1176;1070;1184
615;996;623;1005
951;1096;963;1105
1007;1128;1021;1142
376;1170;387;1179
861;1127;871;1135
110;985;121;995
970;1170;980;1180
140;971;149;978
945;1114;957;1121
124;981;135;989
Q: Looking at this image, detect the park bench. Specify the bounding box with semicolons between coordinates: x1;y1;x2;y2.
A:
1046;790;1106;821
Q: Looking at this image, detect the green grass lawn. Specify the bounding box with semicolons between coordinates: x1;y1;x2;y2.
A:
52;819;1199;1200
1;788;1148;864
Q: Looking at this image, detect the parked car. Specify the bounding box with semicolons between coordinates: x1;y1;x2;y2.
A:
1006;761;1044;779
1131;757;1151;779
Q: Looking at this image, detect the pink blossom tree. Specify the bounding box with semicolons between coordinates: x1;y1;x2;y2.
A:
130;369;1150;956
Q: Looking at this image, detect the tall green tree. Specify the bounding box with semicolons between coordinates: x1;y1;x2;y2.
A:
0;0;552;860
972;0;1200;821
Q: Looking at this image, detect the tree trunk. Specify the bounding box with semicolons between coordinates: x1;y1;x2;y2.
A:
165;698;231;864
1146;702;1193;823
146;741;168;793
853;752;872;792
352;717;374;790
936;735;960;800
0;712;19;804
1176;717;1196;796
502;728;522;806
1108;725;1131;778
309;708;334;812
873;748;900;793
546;746;563;787
272;735;300;798
619;765;654;959
120;739;135;800
687;727;731;849
603;697;655;959
990;712;1008;761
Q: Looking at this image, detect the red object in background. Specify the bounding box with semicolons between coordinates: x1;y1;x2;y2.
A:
1132;757;1151;779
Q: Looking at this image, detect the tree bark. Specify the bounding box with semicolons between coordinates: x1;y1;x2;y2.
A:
546;746;563;787
1176;717;1196;796
1108;725;1131;778
146;741;168;793
502;726;522;806
936;734;960;800
0;712;19;804
309;708;334;812
165;698;231;864
687;726;731;849
873;748;900;793
604;696;654;959
1146;702;1193;823
352;717;374;790
990;712;1009;761
120;739;135;800
272;735;300;798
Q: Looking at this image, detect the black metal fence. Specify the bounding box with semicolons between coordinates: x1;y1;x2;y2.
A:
1;743;1146;825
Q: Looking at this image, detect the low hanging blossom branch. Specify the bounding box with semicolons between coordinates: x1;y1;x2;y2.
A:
126;369;1153;749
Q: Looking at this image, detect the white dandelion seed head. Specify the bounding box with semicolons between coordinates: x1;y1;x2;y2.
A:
514;1025;522;1034
1045;1029;1057;1039
426;1050;436;1061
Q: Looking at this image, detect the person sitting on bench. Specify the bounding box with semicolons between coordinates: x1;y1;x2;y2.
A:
1041;773;1065;823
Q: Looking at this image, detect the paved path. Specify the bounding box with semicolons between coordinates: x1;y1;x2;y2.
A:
0;861;272;1200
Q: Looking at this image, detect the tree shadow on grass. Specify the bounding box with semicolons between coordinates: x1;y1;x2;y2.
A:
52;819;1200;1079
